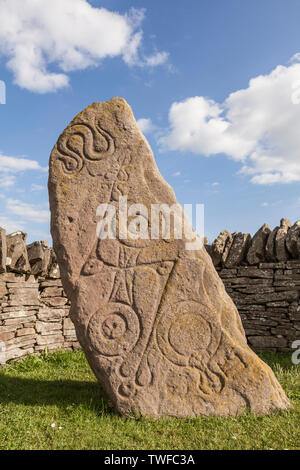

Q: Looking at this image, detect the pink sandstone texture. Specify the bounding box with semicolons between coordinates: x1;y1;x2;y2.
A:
48;98;290;418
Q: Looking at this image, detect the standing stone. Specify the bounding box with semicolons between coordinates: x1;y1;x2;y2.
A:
221;232;234;266
47;248;61;279
27;240;51;276
210;230;231;266
225;232;251;268
265;226;279;262
6;232;31;274
275;218;291;262
0;227;6;273
286;221;300;259
49;98;289;418
247;223;271;265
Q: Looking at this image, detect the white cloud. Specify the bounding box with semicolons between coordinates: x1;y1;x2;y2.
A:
0;153;47;190
0;154;46;173
0;0;168;93
289;52;300;64
0;216;25;233
172;171;181;177
6;199;50;224
212;182;220;187
31;184;45;192
0;175;16;188
29;229;51;243
261;200;282;208
159;56;300;184
137;118;155;134
145;51;169;67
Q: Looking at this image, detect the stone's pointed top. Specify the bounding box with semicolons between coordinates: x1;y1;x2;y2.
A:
92;97;129;107
6;231;30;274
259;223;272;232
225;232;251;268
210;230;231;267
280;218;291;229
70;97;137;131
286;221;300;258
276;219;291;262
48;99;290;418
247;223;272;265
9;231;27;240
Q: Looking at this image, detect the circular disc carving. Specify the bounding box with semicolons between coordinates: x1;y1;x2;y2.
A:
156;300;221;367
87;302;140;356
169;314;211;356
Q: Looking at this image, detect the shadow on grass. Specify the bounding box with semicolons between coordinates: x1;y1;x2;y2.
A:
0;351;295;418
0;376;113;415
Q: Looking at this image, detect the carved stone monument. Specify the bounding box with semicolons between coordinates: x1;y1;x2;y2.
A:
48;98;290;417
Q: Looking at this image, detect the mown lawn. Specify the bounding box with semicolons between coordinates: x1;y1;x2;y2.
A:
0;349;299;450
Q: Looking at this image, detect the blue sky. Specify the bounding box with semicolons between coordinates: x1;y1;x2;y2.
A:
0;0;300;243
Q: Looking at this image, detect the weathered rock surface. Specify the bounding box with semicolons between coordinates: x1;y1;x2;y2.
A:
210;230;231;266
265;226;279;262
6;232;31;274
225;232;251;268
221;232;234;266
275;218;291;262
48;98;290;418
247;224;271;265
286;221;300;259
0;227;6;274
27;240;51;276
48;249;61;279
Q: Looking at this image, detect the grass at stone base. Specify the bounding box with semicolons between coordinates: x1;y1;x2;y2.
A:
0;350;299;450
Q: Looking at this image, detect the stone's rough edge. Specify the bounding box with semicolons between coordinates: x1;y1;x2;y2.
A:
209;218;300;268
48;97;290;418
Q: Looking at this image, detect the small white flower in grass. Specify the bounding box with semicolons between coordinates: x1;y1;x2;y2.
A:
51;423;56;428
232;436;237;440
58;426;62;430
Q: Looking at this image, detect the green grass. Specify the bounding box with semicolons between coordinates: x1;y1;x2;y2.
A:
0;349;299;450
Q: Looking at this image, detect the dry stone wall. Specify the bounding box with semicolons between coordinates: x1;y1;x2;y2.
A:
0;219;299;364
215;263;300;350
0;230;79;365
206;218;300;351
